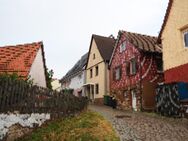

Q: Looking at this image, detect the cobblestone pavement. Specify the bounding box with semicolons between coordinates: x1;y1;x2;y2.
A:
89;105;188;141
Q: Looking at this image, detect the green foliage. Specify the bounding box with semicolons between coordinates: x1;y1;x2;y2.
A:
18;111;120;141
61;88;74;94
46;68;54;90
0;72;33;85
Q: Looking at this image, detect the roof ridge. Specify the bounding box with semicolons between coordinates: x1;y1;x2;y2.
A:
0;41;43;48
92;34;115;40
0;41;43;78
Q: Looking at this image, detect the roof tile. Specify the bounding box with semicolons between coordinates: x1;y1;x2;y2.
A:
122;31;162;53
0;42;42;78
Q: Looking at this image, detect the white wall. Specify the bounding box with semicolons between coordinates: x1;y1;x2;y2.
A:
51;79;61;91
29;48;47;88
69;71;86;96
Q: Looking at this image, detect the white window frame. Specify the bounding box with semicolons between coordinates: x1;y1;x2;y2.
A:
115;67;121;80
120;41;126;53
130;58;137;75
183;29;188;48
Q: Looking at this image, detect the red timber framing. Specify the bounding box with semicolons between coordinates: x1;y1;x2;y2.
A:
109;31;164;111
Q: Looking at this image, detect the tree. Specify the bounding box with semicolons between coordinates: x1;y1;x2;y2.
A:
46;68;54;89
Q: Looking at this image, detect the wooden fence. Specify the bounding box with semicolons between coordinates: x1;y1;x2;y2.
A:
0;78;88;115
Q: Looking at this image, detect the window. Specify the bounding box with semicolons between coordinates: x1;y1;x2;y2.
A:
130;58;137;75
113;66;121;80
95;84;99;94
120;41;126;53
183;31;188;47
156;57;163;72
125;61;130;76
93;53;95;59
95;66;99;76
90;69;93;78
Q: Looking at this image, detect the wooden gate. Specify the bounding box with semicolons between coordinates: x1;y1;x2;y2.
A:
142;81;157;111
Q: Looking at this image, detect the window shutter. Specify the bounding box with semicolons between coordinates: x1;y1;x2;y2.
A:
126;62;130;76
135;60;139;74
113;69;116;80
119;66;122;79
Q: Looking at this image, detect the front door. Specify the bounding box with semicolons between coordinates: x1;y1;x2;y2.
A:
131;90;137;111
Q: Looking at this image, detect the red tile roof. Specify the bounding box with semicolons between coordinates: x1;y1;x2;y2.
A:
0;41;43;78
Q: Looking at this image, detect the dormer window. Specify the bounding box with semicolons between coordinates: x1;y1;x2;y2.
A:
183;30;188;47
120;41;126;53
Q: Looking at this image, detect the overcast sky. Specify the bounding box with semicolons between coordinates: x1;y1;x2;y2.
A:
0;0;168;79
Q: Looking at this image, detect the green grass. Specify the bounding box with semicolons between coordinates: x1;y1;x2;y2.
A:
17;111;120;141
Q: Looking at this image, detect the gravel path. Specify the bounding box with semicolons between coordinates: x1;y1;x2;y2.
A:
89;105;188;141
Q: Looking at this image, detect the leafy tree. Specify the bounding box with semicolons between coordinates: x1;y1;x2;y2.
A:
46;68;54;90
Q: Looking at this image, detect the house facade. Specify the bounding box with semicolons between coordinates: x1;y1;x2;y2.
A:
0;42;47;88
60;53;88;97
158;0;188;83
84;34;115;104
110;31;164;111
51;78;61;91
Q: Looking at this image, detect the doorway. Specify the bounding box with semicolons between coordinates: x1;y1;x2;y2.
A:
131;89;137;111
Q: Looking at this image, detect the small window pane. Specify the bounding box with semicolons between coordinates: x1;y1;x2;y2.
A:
116;68;119;80
115;67;121;80
95;84;99;94
184;32;188;47
156;58;163;71
93;54;95;59
130;58;137;75
120;41;126;53
125;62;130;76
90;69;93;78
96;66;99;76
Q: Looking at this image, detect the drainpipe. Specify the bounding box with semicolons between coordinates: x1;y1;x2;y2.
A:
139;55;143;111
104;61;107;96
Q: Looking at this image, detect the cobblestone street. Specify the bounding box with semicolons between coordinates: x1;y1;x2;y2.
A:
89;105;188;141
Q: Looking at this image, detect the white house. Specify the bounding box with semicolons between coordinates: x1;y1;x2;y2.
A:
60;53;88;96
0;41;47;88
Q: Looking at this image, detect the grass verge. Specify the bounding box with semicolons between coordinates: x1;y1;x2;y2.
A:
17;110;120;141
